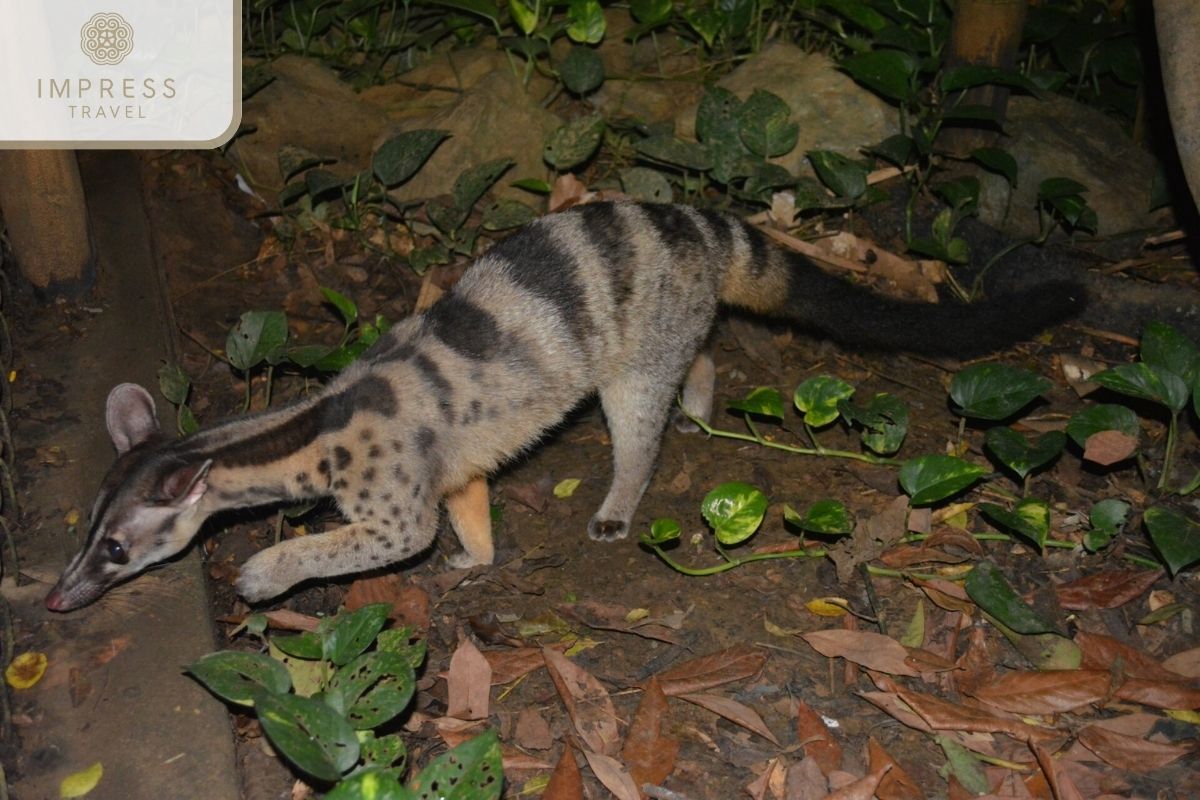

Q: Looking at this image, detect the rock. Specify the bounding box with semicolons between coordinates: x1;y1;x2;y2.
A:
229;56;388;195
977;95;1165;238
675;42;900;175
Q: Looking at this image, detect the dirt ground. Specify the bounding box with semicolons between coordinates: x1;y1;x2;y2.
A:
10;149;1200;798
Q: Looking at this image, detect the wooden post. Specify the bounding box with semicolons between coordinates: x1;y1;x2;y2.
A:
0;150;93;294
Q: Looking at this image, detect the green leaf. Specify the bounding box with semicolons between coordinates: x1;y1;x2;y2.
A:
935;176;979;212
737;90;799;158
870;134;915;167
629;0;671;24
838;393;908;455
979;498;1050;549
358;731;408;773
784;499;853;536
941;65;1037;93
372;130;449;187
728;386;785;420
619;167;673;203
187;651;292;707
793;375;855;427
409;730;503;799
305;169;345;201
452;158;514;214
481;199;536;231
984;428;1065;480
256;691;360;783
1065;404;1140;448
321;287;358;327
964;560;1058;635
273;631;325;660
543;115;604;171
409;242;451;276
822;0;888;32
635;135;712;171
559;44;604;93
808;150;868;199
949;363;1050;420
508;0;537;34
701;482;768;546
1085;497;1129;552
325;651;416;729
158;362;191;405
936;736;989;795
1143;506;1200;577
1141;321;1200;386
970;147;1017;188
377;629;427;671
899;455;987;505
566;0;605;44
840;50;917;102
326;768;408;800
681;5;722;47
511;177;552;194
423;0;500;27
324;603;391;667
1092;362;1189;413
641;517;681;546
1037;176;1088;199
226;311;289;371
695;86;743;145
278;145;331;183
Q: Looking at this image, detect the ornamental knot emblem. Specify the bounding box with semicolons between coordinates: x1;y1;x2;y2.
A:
80;12;134;66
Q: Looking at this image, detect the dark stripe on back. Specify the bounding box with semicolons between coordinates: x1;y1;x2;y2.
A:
744;224;771;278
575;203;637;311
696;208;735;260
490;221;594;344
639;203;703;258
423;295;502;360
176;375;397;467
412;353;456;423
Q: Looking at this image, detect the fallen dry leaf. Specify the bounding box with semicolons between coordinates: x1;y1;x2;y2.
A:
785;756;828;800
1031;742;1086;800
1113;678;1200;710
344;573;432;630
745;756;787;800
880;544;970;568
446;636;491;721
654;644;767;696
548;173;591;213
500;746;554;772
913;577;976;614
482;647;548;686
621;676;678;787
504;477;553;513
580;750;641;800
1082;430;1137;465
678;692;779;745
968;670;1112;714
543;647;620;756
514;708;554;751
1054;568;1162;610
801;629;921;677
820;763;891;800
1162;646;1200;678
896;688;1060;744
867;737;922;800
542;745;584;800
795;699;842;776
1075;630;1193;683
558;601;685;645
1075;724;1194;772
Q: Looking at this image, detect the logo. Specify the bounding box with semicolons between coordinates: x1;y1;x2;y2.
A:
80;12;134;66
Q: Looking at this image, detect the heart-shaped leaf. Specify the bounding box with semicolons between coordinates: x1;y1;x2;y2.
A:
256;691;359;782
1143;506;1200;577
544;115;604;170
187;651;291;707
899;455;987;505
559;44;605;92
964;560;1059;635
793;375;855;427
984;428;1065;479
1140;321;1200;386
737;90;798;158
1092;362;1189;413
839;392;908;455
808;150;868;199
840;50;917;102
950;363;1050;420
979;498;1050;549
728;386;785;420
641;517;682;546
701;482;768;546
226;311;289;371
373;130;449;187
1066;404;1140;448
783;499;853;536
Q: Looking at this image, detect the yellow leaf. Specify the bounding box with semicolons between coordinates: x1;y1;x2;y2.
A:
7;370;15;383
64;509;80;527
518;775;551;796
805;598;849;617
1165;709;1200;725
564;637;601;657
553;478;582;498
624;608;649;624
6;652;48;689
60;762;103;798
763;617;802;637
932;502;974;527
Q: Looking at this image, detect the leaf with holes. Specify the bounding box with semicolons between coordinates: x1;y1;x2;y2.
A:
702;482;767;546
324;651;416;729
544;115;604;171
793;375;854;427
1143;506;1200;577
984;428;1065;479
620;167;673;203
728;386;785;420
226;311;289;371
187;651;291;707
256;691;360;782
979;499;1050;549
359;731;408;774
325;768;409;800
839;392;908;455
409;729;503;799
373;130;449;187
950;363;1050;420
321;603;392;667
377;628;427;671
899;455;987;505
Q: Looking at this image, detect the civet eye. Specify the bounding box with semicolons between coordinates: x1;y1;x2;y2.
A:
105;538;129;564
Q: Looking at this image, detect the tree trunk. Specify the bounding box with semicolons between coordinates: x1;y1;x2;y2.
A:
1153;0;1200;212
940;0;1028;156
0;150;93;294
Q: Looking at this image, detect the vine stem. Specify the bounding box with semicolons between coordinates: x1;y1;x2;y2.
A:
1157;411;1179;492
647;544;826;576
687;411;904;467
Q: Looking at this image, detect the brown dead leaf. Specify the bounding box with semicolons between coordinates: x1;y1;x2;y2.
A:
514;708;553;751
896;688;1060;744
621;676;678;787
867;738;922;800
345;573;431;630
968;670;1112;714
654;645;767;696
548;174;591;213
446;636;491;721
89;634;133;668
1054;568;1162;610
1114;678;1200;709
261;609;321;632
880;544;969;568
801;630;921;677
543;647;620;756
820;763;891;800
924;528;984;555
558;601;685;646
543;746;584;800
1059;353;1106;397
483;647;549;686
745;757;787;800
580;750;641;800
1163;646;1200;678
505;477;553;513
795;700;842;776
678;692;779;745
1031;742;1086;800
828;496;909;584
1075;724;1194;772
433;716;488;748
1075;630;1192;683
785;756;829;800
953;627;999;697
1082;430;1137;465
913;577;976;614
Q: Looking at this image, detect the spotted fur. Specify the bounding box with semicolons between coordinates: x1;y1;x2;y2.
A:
46;202;1081;609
